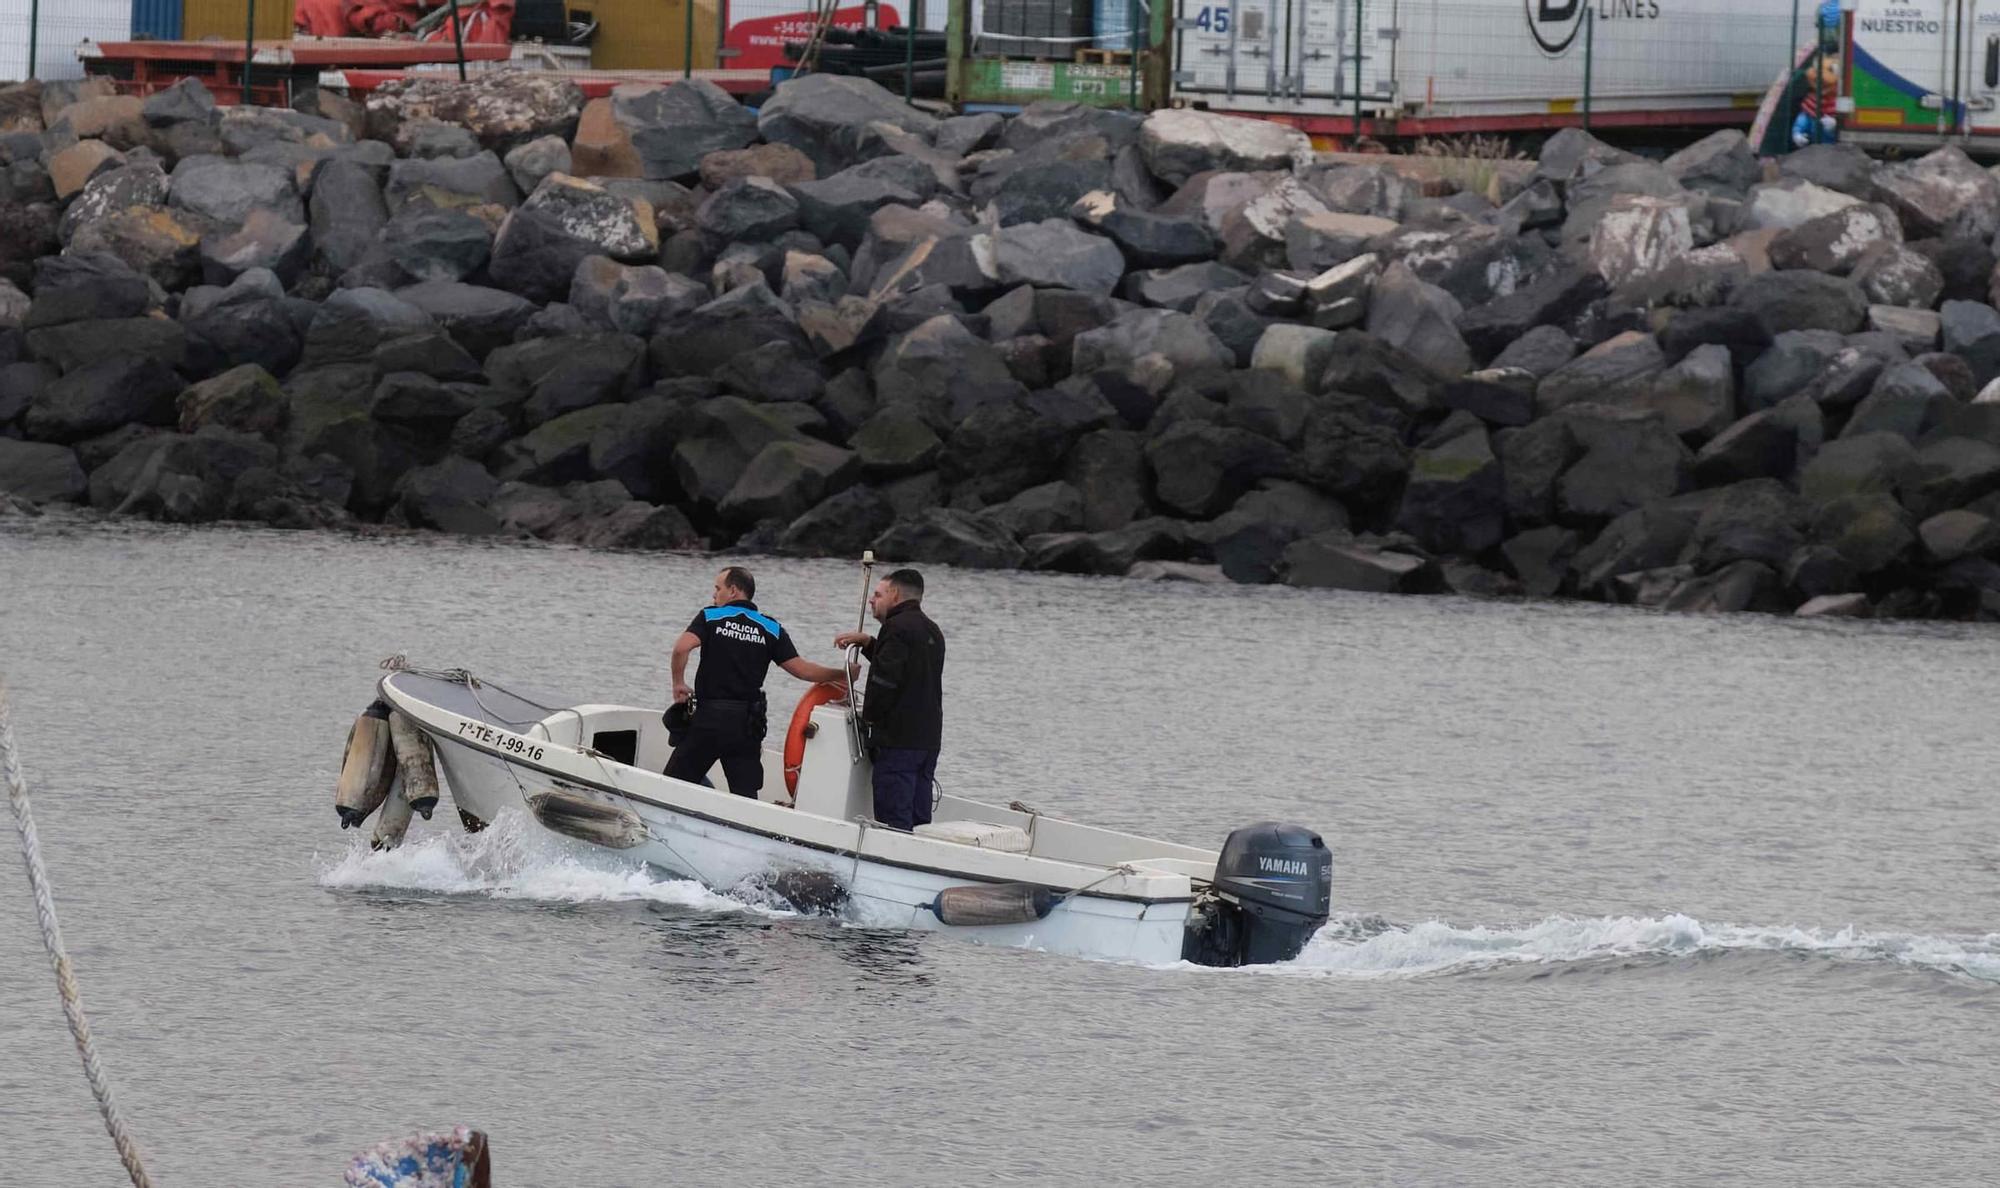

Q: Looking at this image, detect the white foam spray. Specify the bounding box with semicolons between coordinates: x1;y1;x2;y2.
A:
1266;911;2000;984
314;812;788;917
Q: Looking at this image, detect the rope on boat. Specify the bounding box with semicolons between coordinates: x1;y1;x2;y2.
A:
0;677;154;1188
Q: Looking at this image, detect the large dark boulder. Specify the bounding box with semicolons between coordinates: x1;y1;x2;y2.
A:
180;273;305;378
1898;436;2000;519
1842;361;1956;442
1813;491;1917;574
757;75;938;178
1536;331;1666;416
1295;397;1410;510
668;396;811;505
487;206;600;305
991;220;1125;296
582;81;758;181
1727;270;1869;336
1144;420;1291;519
1280;532;1442;594
1070;189;1216;268
716;439;859;526
1569;494;1712;595
1458;262;1606;362
1501;417;1580;528
1661;560;1787;614
301;287;434;371
374;206;492;285
169;155;302;226
1554;407;1692;529
1800;432;1918;507
1691;397;1822;487
22;356;179;443
488;333;647;427
1501;525;1581;597
1872;146;2000;241
1939;300;2000;387
989;481;1086;539
851;407;943;476
0;438;85;502
871;507;1023;569
778;484;895;557
1396;417;1505;556
1065;428;1150;532
871;314;1025;431
26;317;186;376
389;456;502;535
23;252;150;329
284;364;423;513
1683;478;1808;573
944;388;1113;505
1193;481;1348;584
1020;518;1184;576
178;364;285;440
397;281;537;360
1768;203;1901;275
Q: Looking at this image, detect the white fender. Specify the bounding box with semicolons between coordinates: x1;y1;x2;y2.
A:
387;710;441;820
371;772;412;851
334;705;396;829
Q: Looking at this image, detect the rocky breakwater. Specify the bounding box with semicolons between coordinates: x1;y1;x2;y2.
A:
6;72;2000;620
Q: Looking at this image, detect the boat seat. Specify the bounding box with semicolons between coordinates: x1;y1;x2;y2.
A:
913;820;1031;853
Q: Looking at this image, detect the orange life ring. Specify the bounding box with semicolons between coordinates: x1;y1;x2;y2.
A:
783;682;849;798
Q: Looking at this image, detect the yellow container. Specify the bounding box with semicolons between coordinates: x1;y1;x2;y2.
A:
581;0;723;71
180;0;294;40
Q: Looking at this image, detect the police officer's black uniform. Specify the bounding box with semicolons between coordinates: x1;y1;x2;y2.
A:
664;599;798;797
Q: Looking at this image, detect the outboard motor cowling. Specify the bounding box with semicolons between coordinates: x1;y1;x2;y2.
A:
1183;822;1332;967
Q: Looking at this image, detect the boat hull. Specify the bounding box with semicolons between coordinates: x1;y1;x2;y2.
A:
429;730;1194;964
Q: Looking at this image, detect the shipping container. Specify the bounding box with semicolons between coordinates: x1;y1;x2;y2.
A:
1842;0;2000;151
1170;0;1819;138
579;0;722;69
0;0;130;80
131;0;184;39
181;0;290;42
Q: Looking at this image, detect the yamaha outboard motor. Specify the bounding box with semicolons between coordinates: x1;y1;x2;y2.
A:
1183;822;1332;967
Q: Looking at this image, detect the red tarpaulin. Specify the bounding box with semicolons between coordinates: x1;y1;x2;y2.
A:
294;0;513;43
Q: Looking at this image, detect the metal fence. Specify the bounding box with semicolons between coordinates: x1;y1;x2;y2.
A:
1;0;131;82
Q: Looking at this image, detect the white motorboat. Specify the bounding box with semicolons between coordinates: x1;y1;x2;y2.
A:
358;661;1332;968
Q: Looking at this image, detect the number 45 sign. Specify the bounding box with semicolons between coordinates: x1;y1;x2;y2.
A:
1191;5;1231;32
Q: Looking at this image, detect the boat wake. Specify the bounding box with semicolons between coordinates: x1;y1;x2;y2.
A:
316;821;1998;984
1271;911;2000;985
313;813;789;917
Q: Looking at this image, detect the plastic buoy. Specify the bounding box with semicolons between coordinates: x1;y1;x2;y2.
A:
386;710;441;820
527;790;646;849
928;883;1062;927
334;702;396;829
370;773;411;852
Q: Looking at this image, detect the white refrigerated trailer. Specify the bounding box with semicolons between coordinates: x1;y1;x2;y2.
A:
1169;0;1818;141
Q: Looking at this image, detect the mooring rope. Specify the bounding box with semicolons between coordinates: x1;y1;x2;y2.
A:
0;678;153;1188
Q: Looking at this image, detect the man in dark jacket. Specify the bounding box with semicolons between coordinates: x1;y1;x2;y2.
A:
834;568;946;830
667;566;845;798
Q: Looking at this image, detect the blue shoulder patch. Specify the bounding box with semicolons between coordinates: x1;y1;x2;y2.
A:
703;605;784;638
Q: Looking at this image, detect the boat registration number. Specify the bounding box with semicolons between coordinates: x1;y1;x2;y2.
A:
457;720;546;761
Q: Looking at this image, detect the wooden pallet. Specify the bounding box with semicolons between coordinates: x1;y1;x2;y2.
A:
1073;47;1133;65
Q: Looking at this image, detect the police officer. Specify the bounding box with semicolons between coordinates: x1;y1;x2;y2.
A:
834;568;946;831
666;566;844;798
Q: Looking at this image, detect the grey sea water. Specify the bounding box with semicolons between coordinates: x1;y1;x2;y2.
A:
1;516;1996;1186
